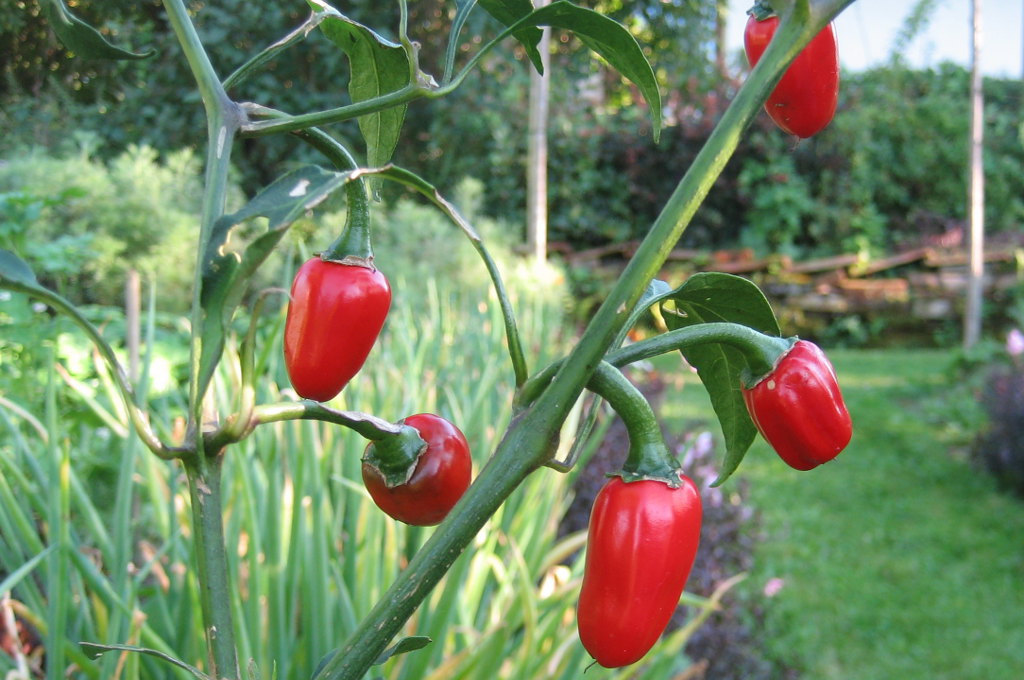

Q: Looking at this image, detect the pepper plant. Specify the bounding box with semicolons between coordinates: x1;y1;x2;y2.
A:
1;0;857;677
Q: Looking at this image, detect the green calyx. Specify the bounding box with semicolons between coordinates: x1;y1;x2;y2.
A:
740;334;798;389
747;1;777;21
361;423;428;488
615;442;685;487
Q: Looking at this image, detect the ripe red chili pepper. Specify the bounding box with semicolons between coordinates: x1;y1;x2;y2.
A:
362;413;472;526
577;474;702;668
743;14;839;138
742;339;852;470
283;257;391;402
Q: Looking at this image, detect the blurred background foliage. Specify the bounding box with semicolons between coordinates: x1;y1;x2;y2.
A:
3;0;1020;263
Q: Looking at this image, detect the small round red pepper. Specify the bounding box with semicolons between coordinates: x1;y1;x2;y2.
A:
361;413;472;526
742;339;852;470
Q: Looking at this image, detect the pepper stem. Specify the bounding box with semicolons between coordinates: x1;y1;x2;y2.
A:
614;322;795;386
517;322;795;411
321;178;373;263
587;363;682;485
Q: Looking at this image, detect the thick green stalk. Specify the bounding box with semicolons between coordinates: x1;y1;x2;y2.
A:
317;3;856;678
162;1;242;677
184;456;239;679
162;0;241;431
322;180;373;262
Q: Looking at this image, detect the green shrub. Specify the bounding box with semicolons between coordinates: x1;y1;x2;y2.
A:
0;143;222;311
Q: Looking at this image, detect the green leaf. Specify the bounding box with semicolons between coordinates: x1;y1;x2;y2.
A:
40;0;153;60
0;546;54;594
313;2;412;168
478;0;545;72
0;249;40;288
528;2;662;141
373;636;432;665
660;272;780;485
198;165;355;401
80;643;209;679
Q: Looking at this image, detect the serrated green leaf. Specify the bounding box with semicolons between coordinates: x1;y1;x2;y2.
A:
198;165;354;401
0;249;40;288
529;2;662;141
478;0;545;72
660;272;780;485
373;636;432;665
313;3;411;168
41;0;153;60
80;643;209;679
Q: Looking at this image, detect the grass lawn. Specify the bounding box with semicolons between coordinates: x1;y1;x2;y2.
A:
660;348;1024;679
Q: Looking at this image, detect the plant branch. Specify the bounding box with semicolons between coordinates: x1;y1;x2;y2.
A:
517;322;794;410
207;401;403;450
163;3;244;678
223;11;329;91
515;0;853;444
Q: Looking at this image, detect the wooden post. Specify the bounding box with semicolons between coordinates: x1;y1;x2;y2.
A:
964;0;985;349
527;0;551;265
126;269;140;382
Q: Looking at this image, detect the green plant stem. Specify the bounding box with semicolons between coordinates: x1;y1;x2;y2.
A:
162;0;241;434
162;1;243;677
526;1;845;432
517;322;794;409
316;420;550;680
207;401;403;450
316;3;855;678
223;11;329;91
242;85;429;136
184;456;239;680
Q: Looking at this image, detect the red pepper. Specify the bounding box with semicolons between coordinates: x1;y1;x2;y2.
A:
742;339;852;470
743;14;839;138
283;257;391;402
577;473;702;668
361;413;472;526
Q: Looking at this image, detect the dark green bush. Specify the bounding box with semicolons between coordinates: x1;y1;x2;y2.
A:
973;363;1024;498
